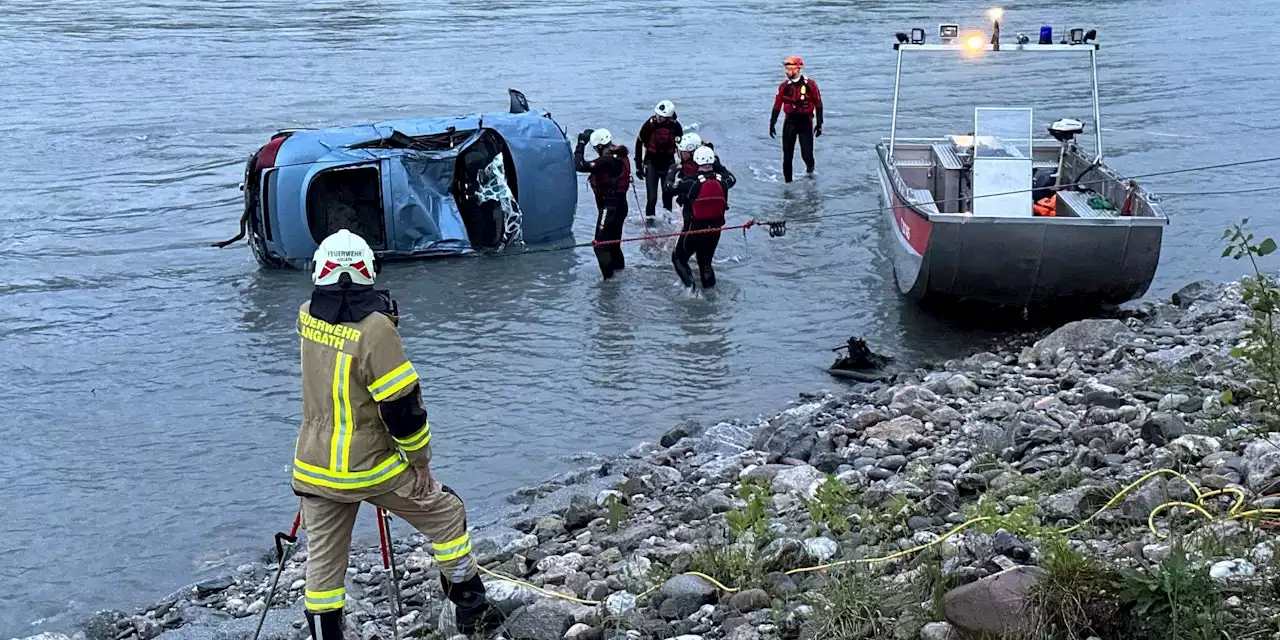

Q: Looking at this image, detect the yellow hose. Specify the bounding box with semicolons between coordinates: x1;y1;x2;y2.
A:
473;468;1280;606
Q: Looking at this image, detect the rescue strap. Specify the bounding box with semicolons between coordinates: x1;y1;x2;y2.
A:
589;219;783;249
474;467;1280;607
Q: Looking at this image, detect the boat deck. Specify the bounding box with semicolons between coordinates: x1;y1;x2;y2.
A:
1056;189;1119;219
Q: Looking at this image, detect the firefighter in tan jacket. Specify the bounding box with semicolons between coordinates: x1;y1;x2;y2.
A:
292;229;500;639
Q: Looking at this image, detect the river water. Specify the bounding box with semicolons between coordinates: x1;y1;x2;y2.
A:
2;0;1278;635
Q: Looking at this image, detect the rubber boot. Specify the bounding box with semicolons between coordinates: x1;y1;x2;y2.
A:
305;609;345;640
442;574;503;635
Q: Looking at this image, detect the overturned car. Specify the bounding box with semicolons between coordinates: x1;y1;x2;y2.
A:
220;90;578;269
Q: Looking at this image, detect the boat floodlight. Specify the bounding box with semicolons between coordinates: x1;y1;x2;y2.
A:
910;28;926;44
939;24;959;42
1069;27;1085;44
1083;29;1098;43
987;7;1004;23
966;34;985;51
1016;32;1030;45
895;32;910;44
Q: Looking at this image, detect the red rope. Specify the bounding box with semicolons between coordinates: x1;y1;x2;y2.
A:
591;218;759;248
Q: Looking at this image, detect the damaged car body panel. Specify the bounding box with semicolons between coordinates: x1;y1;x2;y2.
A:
236;90;576;269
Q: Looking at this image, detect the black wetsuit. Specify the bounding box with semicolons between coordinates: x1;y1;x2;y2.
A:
672;165;738;289
575;140;632;279
635;117;684;220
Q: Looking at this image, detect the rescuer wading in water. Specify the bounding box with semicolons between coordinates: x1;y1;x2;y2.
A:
672;146;737;289
291;229;501;638
663;133;728;193
634;100;684;224
769;55;823;182
574;128;632;279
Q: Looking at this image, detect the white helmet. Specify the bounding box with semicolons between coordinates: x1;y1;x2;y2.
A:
589;128;613;147
678;133;702;152
693;146;716;166
654;100;676;118
312;229;376;286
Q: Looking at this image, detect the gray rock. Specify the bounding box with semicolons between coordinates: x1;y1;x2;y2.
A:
771;465;825;497
564;623;602;640
878;455;908;470
1166;435;1222;461
603;592;637;617
502;601;581;640
726;588;771;613
153;601;303;640
563;495;599;531
657;575;717;620
1157;393;1190;412
943;566;1042;637
11;635;74;640
598;524;664;552
760;538;807;573
1031;319;1127;364
661;422;695;447
1172;280;1216;307
850;408;890;430
1244;435;1280;493
864;415;924;441
920;621;956;640
946;374;980;396
803;537;838;562
694;422;754;457
1140;412;1186;446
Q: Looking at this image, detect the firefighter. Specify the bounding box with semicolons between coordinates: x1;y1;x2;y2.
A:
672;146;737;289
634;100;684;224
292;229;500;639
664;133;729;193
769;55;824;182
574;128;632;279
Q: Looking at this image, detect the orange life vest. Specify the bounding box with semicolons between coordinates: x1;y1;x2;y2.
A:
1033;194;1057;217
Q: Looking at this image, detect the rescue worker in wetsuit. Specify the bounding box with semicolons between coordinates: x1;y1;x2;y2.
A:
292;229;501;639
634;100;684;224
574;128;632;279
769;56;824;183
663;133;728;194
672;146;737;290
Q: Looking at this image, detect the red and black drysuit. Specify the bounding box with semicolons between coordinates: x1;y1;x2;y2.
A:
634;116;684;220
575;134;632;279
769;75;823;182
671;164;737;289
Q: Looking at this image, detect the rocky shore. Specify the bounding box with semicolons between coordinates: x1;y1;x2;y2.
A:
17;276;1280;640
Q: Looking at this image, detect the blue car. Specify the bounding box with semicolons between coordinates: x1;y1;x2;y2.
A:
224;89;578;269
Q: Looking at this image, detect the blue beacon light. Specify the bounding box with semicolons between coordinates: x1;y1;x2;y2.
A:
1039;25;1053;44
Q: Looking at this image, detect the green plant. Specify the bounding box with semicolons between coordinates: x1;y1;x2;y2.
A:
1024;535;1126;640
800;568;911;640
807;475;856;536
1223;220;1280;415
603;493;627;533
1117;541;1225;640
687;543;764;592
726;478;772;543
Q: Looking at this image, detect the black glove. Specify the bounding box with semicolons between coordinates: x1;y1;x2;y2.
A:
769;124;777;139
636;164;646;179
578;129;593;144
815;125;823;137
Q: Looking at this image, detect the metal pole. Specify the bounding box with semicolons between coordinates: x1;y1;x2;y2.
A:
888;48;904;159
1090;48;1104;163
378;508;404;640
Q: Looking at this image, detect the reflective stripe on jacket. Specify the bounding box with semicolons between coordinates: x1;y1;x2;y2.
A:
291;301;428;501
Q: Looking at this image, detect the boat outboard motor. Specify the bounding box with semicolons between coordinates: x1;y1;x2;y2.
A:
1048;118;1085;187
1032;168;1057;202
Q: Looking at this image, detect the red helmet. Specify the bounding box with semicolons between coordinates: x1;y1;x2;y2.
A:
783;55;804;68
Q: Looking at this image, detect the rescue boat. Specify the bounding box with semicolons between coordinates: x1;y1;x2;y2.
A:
876;12;1169;310
230;89;578;269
